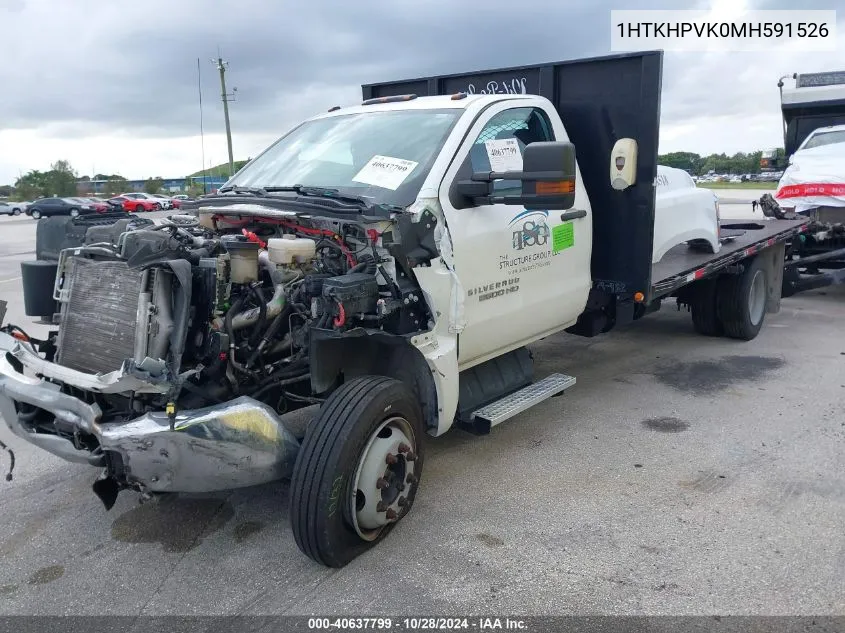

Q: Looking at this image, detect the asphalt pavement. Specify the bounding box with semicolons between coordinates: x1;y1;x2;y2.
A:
0;207;842;616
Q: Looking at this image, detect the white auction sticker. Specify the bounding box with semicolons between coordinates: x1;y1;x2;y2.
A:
485;138;523;173
352;155;419;190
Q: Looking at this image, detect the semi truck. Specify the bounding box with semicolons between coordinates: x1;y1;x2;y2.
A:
0;51;807;567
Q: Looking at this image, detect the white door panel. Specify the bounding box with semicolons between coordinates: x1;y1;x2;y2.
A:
438;100;592;367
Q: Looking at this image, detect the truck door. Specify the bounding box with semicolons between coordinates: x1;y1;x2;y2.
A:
438;100;593;368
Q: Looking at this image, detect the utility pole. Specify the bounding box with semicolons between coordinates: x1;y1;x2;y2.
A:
212;56;237;178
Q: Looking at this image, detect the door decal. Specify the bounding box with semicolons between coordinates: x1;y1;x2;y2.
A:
499;209;561;276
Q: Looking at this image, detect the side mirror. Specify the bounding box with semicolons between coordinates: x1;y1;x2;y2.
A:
455;141;577;210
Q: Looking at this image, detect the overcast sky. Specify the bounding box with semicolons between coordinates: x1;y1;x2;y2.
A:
0;0;842;185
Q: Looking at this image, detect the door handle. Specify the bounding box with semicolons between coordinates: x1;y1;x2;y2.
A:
560;209;587;221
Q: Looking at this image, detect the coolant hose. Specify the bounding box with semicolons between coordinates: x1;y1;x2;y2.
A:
345;254;376;275
247;285;268;347
223;295;259;379
216;283;285;331
258;250;284;285
246;303;290;368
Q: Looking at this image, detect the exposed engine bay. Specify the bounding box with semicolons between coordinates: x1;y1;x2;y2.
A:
0;204;440;504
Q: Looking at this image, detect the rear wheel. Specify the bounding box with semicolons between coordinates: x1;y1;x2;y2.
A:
689;278;723;336
69;208;79;217
12;208;20;216
290;376;424;567
716;257;768;341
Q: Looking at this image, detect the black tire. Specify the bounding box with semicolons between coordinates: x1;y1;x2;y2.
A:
290;376;425;567
716;257;768;341
689;278;723;336
69;208;79;217
30;209;41;219
12;208;20;216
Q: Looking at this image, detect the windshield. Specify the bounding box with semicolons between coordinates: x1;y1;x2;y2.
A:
225;109;462;208
802;130;845;150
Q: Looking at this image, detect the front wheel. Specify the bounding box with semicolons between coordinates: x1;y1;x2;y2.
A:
69;208;79;217
12;208;20;216
290;376;425;567
30;209;41;219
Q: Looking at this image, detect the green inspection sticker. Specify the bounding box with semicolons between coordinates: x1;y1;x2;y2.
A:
552;222;575;253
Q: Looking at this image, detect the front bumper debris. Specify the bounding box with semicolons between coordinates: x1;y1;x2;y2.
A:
0;335;301;495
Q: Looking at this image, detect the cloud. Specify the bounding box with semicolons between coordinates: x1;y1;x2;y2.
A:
0;0;842;184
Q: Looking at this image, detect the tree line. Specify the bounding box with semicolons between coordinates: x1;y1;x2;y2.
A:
656;149;785;176
2;160;202;201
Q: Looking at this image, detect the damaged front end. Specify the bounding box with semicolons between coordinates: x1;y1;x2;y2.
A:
0;332;300;508
1;201;438;508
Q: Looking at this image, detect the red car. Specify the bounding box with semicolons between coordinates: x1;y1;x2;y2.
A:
122;193;162;212
72;197;110;213
108;196;157;213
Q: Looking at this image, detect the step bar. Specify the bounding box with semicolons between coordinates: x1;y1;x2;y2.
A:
469;372;576;434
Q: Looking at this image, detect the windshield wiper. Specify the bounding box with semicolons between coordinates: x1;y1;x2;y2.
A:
215;184;402;214
217;185;268;196
285;185;371;207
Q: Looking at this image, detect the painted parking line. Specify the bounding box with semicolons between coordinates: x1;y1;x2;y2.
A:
0;276;22;284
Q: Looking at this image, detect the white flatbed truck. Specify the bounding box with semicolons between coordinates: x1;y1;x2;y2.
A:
1;51;807;567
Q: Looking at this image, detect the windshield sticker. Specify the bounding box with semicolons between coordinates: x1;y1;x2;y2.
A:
485;138;523;173
352;155;419;191
552;222;575;253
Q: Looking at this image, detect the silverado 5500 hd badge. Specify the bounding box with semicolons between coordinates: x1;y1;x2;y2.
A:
467;277;520;302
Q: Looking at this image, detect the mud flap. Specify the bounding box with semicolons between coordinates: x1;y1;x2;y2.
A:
93;472;120;510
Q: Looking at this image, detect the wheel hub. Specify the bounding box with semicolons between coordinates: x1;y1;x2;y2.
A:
352;416;418;540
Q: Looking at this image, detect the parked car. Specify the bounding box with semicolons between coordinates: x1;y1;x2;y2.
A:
149;194;176;209
110;195;157;213
0;201;27;216
26;197;97;219
172;194;191;201
68;197;109;213
121;193;162;210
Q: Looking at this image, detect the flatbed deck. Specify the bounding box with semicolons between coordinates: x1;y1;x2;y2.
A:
650;217;808;299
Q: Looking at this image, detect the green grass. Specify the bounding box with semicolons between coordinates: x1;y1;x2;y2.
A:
697;181;778;190
189;160;249;178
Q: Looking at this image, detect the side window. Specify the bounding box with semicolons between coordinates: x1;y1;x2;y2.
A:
469;107;555;195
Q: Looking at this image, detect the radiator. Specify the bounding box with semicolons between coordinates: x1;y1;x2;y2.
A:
55;258;144;375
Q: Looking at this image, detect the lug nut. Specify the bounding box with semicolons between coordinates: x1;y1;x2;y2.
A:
385;454;398;465
385;509;398;520
397;496;407;507
376;477;389;490
405;451;417;462
406;474;418;484
398;443;410;453
377;501;388;512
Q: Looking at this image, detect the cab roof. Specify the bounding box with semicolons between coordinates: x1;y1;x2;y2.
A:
311;93;535;120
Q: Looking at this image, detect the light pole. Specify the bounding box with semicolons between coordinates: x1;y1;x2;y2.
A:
212;56;237;178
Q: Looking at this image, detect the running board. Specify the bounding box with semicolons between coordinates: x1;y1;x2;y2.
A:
469;373;576;434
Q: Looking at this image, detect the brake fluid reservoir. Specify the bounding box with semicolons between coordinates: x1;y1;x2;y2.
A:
267;235;317;265
222;235;260;284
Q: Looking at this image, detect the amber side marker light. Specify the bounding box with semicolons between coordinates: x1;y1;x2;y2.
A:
536;179;575;195
633;292;645;303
